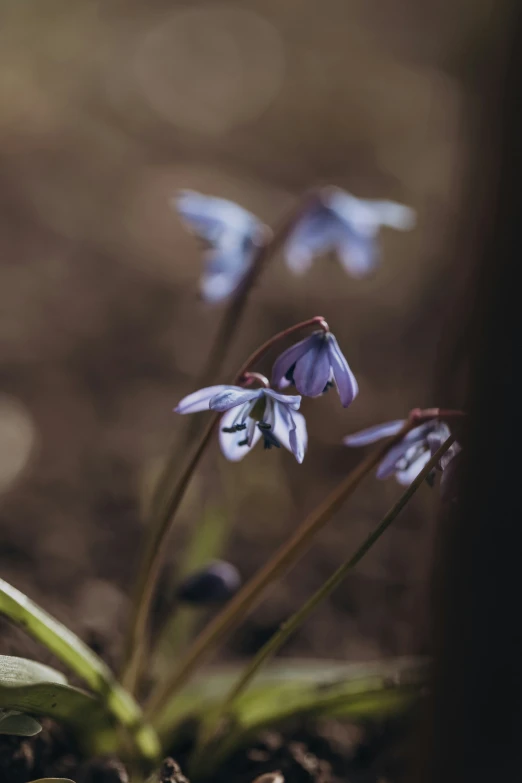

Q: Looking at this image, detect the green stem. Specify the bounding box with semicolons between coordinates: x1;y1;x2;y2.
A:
145;421;414;722
197;434;456;751
121;314;328;693
121;412;219;693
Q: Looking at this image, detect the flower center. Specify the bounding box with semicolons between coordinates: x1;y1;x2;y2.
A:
258;421;281;450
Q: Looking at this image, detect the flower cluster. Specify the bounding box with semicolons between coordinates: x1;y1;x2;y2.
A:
173;187;415;303
172;185;460;487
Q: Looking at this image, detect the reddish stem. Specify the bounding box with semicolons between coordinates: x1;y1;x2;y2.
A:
234;315;329;384
409;408;467;425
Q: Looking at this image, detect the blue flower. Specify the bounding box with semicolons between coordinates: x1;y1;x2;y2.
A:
174;384;307;463
285;187;415;277
174;190;266;302
272;330;358;407
343;419;451;486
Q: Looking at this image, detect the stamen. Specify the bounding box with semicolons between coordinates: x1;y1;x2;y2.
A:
221;423;247;433
258;422;281;450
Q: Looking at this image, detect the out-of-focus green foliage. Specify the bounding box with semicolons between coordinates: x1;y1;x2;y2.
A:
153;657;426;751
0;654;119;753
0;578;160;761
0;709;42;737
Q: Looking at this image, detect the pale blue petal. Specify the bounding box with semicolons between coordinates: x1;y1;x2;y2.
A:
209;388;261;412
174;385;230;414
343;419;406;447
366;200;416;230
288;410;307;463
263;389;301;410
426;423;452;457
271;334;319;388
337;234;380;278
175;190;263;245
376;424;432;480
326;190;380;237
200;270;245;303
219;407;261;461
293;336;330;398
246;414;258;447
395;449;431;486
272;407;308;456
284;207;339;274
274;404;307;463
327;334;358;406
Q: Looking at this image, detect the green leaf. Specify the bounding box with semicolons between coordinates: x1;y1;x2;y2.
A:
0;711;42;736
153;657;427;750
0;655;68;687
186;657;427;774
0;578;160;761
0;654;118;754
28;779;76;782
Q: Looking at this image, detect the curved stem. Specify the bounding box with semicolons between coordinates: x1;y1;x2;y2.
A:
120;193;322;692
145;421;415;721
121;413;220;692
150;193;323;522
197;434;456;751
120;324;327;693
234;315;328;384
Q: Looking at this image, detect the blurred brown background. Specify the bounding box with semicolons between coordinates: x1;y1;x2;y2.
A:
0;0;480;672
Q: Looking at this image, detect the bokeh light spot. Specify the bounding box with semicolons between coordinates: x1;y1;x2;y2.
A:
134;5;285;134
0;395;37;495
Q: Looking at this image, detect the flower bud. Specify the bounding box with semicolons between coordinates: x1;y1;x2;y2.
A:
176;561;241;605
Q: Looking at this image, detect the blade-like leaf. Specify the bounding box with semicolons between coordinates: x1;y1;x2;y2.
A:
186;657;427;773
0;578;159;761
0;654;118;754
0;655;67;687
153;656;426;741
0;712;42;736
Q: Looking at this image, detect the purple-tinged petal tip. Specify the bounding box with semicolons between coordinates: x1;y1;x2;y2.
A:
343;419;405;447
174;385;230;414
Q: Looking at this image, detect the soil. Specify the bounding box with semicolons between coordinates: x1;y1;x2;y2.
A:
0;715;411;783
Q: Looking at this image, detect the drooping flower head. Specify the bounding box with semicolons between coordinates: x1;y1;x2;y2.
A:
174;384;307;463
174;190;266;302
272;329;358;407
343;418;451;486
285;187;416;278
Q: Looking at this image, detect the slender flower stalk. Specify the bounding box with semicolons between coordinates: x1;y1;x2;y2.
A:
120;316;329;693
150;192;325;522
194;433;456;760
145;418;417;721
120;193;323;691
